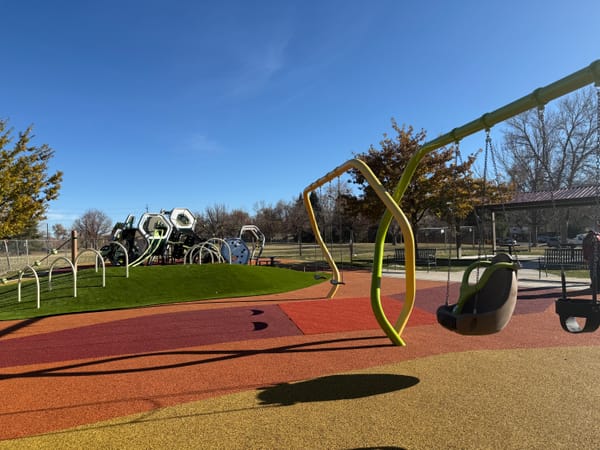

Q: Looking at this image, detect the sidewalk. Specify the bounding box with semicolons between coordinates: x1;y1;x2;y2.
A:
383;255;589;289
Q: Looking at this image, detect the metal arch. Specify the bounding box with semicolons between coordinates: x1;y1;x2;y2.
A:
75;248;106;288
200;242;224;264
17;265;41;309
184;241;227;265
184;243;202;264
107;241;129;277
206;238;231;264
48;256;77;297
239;225;266;263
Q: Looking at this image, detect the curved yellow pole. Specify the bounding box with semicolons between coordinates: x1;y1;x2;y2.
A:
303;185;341;298
303;159;415;345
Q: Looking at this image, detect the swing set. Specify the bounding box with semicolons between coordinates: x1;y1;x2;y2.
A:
303;59;600;346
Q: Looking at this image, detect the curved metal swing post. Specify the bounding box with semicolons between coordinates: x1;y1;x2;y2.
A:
304;159;416;346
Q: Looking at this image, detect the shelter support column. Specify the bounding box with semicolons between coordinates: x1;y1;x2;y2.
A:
491;211;497;253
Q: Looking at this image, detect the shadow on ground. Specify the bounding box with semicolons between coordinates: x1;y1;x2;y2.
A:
257;373;419;406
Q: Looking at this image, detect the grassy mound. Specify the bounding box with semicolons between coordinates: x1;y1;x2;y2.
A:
0;264;327;320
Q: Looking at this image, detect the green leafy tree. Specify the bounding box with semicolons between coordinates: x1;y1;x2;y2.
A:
0;120;63;237
348;122;472;237
347;120;509;254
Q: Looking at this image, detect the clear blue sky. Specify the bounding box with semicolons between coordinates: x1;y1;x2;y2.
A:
1;0;598;229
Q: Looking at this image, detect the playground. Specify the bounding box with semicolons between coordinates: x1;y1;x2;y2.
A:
1;60;600;448
1;268;600;448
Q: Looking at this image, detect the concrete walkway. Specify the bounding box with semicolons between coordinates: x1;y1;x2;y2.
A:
383;254;590;289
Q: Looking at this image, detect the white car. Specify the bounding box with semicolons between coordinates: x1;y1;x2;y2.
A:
567;234;586;246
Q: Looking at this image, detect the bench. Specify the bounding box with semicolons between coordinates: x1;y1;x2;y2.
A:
495;244;524;255
538;248;587;276
256;256;279;266
393;248;437;271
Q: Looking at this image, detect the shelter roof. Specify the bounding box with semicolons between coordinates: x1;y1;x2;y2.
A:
489;185;600;211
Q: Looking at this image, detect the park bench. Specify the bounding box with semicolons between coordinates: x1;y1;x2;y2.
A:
256;256;279;266
393;247;437;272
538;247;587;276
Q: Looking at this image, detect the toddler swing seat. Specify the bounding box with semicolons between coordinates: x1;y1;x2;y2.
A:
555;298;600;333
437;253;519;335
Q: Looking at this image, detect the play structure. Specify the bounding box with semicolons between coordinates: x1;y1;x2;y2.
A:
304;59;600;345
100;208;265;267
2;210;266;311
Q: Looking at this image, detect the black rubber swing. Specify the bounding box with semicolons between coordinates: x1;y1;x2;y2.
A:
437;253;520;335
555;272;600;333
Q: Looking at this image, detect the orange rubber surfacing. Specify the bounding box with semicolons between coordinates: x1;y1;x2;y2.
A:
280;296;437;334
4;270;598;444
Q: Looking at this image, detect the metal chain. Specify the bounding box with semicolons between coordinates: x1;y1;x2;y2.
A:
595;83;600;200
472;130;493;283
445;142;459;306
480;130;491;257
593;84;600;302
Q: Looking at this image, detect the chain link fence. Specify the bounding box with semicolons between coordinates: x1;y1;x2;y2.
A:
0;238;111;277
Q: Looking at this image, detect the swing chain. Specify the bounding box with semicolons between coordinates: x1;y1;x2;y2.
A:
444;141;460;306
593;83;600;302
475;130;493;278
595;83;600;198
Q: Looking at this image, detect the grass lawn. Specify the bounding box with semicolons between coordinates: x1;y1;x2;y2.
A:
0;264;327;321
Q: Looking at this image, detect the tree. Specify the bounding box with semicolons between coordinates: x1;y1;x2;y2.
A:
347;120;479;249
253;201;285;242
226;208;252;237
52;223;69;240
73;209;112;247
200;204;228;238
283;194;311;253
0;120;63;238
500;87;598;241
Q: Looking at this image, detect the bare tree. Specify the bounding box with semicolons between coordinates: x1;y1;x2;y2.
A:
253;200;285;242
226;208;252;237
52;223;69;240
72;209;112;248
500;87;599;240
202;204;228;238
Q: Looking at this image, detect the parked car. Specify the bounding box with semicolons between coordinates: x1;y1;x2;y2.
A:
537;235;550;244
497;237;517;246
547;237;561;247
567;234;586;246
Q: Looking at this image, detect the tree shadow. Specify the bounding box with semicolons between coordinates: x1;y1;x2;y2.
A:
349;447;406;450
257;373;419;406
0;316;45;338
517;285;590;300
0;335;393;380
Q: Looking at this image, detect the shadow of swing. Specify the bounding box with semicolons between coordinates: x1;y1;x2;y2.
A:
257;373;419;406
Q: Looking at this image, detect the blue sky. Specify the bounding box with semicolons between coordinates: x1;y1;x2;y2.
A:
1;0;598;229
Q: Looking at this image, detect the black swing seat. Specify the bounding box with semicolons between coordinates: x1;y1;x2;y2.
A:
555;298;600;333
437;253;519;335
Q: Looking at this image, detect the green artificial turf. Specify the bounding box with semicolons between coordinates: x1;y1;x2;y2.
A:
0;264;328;320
